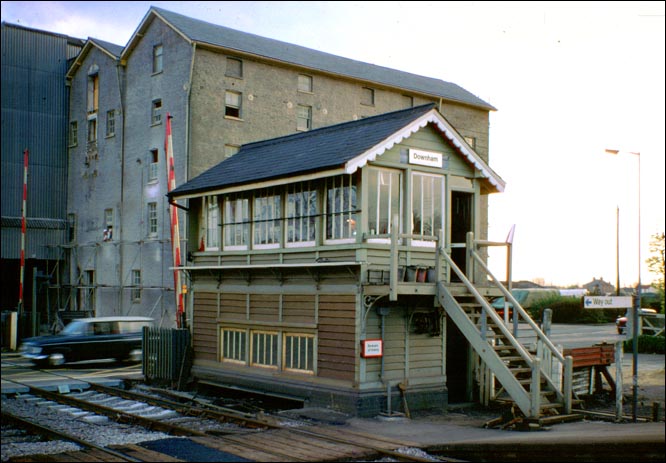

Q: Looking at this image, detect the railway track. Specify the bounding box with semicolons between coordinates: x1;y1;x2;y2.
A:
2;363;457;462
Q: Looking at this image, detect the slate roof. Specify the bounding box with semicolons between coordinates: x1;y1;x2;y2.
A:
169;104;505;199
136;7;494;111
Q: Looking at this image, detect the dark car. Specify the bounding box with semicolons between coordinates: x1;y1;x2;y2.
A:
615;308;657;335
19;316;154;367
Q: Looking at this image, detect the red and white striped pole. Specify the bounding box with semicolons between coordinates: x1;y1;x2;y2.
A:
164;114;185;328
18;149;28;316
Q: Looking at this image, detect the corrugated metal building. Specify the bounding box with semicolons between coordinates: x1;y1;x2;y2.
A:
1;23;83;329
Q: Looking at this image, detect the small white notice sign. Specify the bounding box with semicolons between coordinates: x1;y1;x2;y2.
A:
409;149;442;168
360;339;383;358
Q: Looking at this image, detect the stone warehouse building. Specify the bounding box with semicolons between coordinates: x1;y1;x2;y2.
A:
63;6;496;327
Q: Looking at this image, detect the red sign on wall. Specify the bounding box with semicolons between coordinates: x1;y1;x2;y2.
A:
360;339;383;358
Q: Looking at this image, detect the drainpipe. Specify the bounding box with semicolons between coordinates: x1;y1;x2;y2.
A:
376;306;390;413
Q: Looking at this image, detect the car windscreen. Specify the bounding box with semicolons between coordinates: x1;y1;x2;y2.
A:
60;321;91;336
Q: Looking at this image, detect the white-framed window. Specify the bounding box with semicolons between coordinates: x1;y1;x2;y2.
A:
226;57;242;78
69;121;78;147
251;330;279;368
296;104;312;131
152;44;163;74
297;74;313;93
225;91;242;118
253;189;281;249
149;149;159;181
325;175;357;243
283;333;314;373
105;110;115;137
223;194;249;250
367;167;401;241
131;270;141;302
361;87;375;106
286;182;317;247
151;99;162;125
221;328;247;363
204;195;219;250
147;202;158;236
411;172;444;246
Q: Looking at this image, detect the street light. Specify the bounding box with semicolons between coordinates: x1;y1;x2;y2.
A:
605;148;641;422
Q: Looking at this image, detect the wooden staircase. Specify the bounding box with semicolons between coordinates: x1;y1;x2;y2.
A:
436;237;575;422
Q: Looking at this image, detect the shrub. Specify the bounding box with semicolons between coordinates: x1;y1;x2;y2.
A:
623;334;665;354
527;296;623;324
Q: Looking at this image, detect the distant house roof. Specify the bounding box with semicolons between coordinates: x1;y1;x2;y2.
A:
66;37;123;79
169;104;505;199
122;7;495;111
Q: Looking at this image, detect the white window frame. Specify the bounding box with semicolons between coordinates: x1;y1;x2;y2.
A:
366;167;402;243
221;328;247;364
149;149;159;182
151;99;162;125
204;195;220;250
250;330;279;369
147;202;158;236
296;104;312;131
297;74;313;93
283;332;315;374
223;194;249;250
152;44;163;74
253;189;281;249
286;182;317;248
225;91;242;119
105;109;115;137
411;172;444;247
325;175;357;244
131;270;141;302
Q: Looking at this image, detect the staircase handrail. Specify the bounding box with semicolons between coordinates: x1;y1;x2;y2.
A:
469;250;567;365
438;249;535;366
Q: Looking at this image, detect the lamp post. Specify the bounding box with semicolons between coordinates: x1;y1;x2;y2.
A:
605;148;641;422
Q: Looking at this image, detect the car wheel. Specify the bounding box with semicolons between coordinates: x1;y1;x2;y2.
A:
47;353;66;367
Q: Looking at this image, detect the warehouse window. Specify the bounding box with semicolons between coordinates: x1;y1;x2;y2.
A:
361;87;375;106
131;270;141;302
296;104;312;131
147;202;158;236
226;57;242;78
106;110;115;137
152;44;163;74
149;149;159;182
151;99;162;125
297;74;313;93
225;91;242;118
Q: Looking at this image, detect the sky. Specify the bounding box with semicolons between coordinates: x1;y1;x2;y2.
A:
2;1;664;288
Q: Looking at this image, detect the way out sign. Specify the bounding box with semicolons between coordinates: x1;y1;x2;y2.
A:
583;296;632;309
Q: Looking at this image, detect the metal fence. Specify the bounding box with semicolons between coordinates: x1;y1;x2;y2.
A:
142;327;192;389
